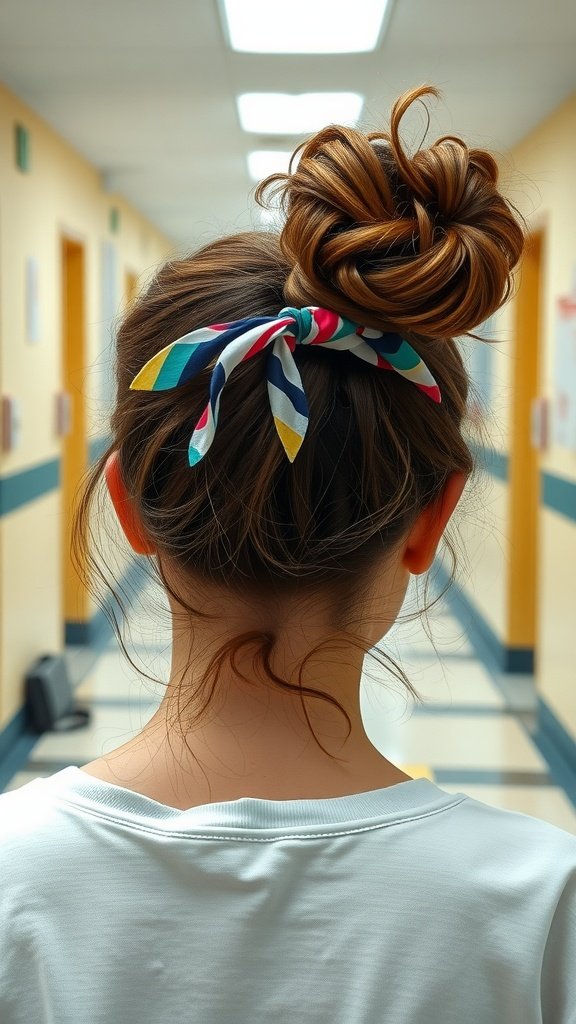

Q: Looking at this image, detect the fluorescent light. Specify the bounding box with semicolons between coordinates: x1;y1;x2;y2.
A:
221;0;391;53
247;151;292;182
238;93;364;135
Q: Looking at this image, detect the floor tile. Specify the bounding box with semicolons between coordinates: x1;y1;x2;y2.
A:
75;649;169;703
27;705;158;764
362;709;549;772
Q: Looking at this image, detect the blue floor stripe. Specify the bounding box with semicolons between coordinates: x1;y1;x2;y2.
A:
61;698;521;714
531;723;576;809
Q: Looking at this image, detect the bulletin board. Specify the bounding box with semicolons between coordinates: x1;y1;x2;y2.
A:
553;295;576;451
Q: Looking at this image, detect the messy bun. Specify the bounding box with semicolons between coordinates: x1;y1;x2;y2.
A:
257;84;524;339
75;86;526;775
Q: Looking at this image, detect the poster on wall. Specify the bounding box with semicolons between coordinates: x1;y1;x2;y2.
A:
553;294;576;450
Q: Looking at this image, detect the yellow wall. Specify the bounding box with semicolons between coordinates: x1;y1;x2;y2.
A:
0;81;173;728
460;90;576;739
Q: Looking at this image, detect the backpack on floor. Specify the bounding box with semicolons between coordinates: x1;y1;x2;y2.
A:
24;654;92;733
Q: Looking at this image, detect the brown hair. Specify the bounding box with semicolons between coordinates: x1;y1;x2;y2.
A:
74;85;525;772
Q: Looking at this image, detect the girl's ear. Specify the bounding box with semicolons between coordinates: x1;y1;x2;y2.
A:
104;451;156;555
401;470;468;575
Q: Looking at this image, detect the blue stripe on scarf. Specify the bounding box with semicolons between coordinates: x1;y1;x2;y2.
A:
267;352;308;418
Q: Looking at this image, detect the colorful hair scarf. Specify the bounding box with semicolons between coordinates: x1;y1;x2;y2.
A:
129;306;441;466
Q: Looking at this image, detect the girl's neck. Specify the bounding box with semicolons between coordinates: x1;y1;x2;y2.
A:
80;644;412;809
80;571;414;809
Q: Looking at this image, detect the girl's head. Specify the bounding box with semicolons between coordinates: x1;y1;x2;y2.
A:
75;85;524;762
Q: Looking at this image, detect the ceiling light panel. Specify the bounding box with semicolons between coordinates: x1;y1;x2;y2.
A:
221;0;391;53
238;93;364;135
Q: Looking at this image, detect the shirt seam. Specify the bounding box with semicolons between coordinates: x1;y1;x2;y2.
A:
50;793;469;840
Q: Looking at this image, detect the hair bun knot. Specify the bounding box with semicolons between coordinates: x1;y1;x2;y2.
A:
256;85;525;340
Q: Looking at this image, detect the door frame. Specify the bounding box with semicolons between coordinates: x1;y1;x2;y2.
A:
507;228;545;668
61;234;88;641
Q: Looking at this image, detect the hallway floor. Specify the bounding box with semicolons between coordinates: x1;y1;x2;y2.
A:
3;579;576;835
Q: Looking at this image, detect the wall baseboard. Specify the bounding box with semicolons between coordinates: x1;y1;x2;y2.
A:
65;556;148;648
65;608;116;648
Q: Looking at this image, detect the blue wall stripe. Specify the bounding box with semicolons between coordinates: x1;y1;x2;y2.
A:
0;436;110;516
542;471;576;523
0;458;60;515
472;443;576;524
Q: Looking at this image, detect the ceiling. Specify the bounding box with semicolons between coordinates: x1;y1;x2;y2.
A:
0;0;575;249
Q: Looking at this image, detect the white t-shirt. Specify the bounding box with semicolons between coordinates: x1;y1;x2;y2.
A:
1;766;575;1023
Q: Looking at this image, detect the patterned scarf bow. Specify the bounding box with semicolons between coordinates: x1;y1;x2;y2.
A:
129;306;441;466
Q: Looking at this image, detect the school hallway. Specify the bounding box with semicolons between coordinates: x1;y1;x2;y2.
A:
2;8;576;1021
2;574;575;835
1;18;576;1021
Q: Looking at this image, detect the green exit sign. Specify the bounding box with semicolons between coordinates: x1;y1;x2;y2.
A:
15;124;30;172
